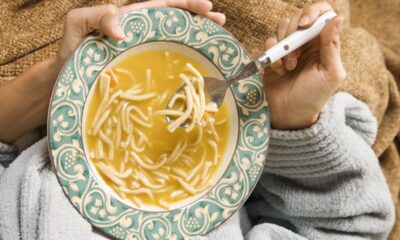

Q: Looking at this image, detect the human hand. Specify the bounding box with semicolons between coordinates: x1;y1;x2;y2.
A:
56;0;226;67
263;1;346;130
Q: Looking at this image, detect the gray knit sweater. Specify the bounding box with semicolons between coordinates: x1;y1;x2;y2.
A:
0;92;395;240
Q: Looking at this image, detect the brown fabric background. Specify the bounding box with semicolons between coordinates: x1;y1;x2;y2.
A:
1;0;399;238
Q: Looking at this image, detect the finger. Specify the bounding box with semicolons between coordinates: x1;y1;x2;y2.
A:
203;12;226;25
284;9;303;70
285;10;303;39
277;18;290;42
167;0;213;13
299;1;333;27
120;0;224;25
120;0;212;14
65;5;124;40
319;16;346;85
59;5;124;60
264;38;285;77
99;5;125;40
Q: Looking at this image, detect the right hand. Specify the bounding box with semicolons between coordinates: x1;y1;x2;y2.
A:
263;1;346;130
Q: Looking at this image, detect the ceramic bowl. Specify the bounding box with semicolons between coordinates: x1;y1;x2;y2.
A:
48;7;269;239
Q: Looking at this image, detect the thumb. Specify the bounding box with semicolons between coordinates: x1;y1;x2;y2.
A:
66;4;125;40
319;16;346;85
58;5;125;62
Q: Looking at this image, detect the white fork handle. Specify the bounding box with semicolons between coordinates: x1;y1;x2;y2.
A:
257;11;337;66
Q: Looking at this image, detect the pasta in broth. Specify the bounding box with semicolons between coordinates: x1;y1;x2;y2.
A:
84;50;230;210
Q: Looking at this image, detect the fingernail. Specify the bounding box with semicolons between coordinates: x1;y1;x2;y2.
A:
206;0;213;10
336;18;344;32
114;25;125;39
299;16;309;26
286;59;297;70
277;68;285;76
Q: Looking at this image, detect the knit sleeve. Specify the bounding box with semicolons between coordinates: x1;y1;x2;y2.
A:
246;92;395;240
0;142;19;169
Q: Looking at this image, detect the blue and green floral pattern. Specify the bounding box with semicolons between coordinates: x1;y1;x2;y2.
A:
48;8;269;240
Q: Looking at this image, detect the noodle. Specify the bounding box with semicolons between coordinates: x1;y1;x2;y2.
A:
130;114;152;128
132;197;142;207
159;199;169;210
135;171;164;190
191;125;203;146
115;68;136;82
155;178;166;185
164;51;170;60
163;64;219;133
131;105;148;121
201;161;212;181
208;140;218;165
146;69;151;90
170;190;186;199
119;186;132;193
181;154;194;165
120;92;156;101
167;93;186;108
154;110;184;117
170;140;187;163
153;171;169;180
104;90;123;109
142;154;154;165
130;136;145;153
98;162;132;178
97;162;124;186
204;103;218;113
190;174;201;186
115;101;125;114
175;176;196;194
93;109;111;135
132;188;154;200
159;92;168;104
106;69;119;86
130;151;167;170
97;139;104;159
115;120;122;149
167;86;193;132
215;119;227;125
123;150;129;163
208;117;219;142
119;160;125;172
99;130;112;146
172;167;189;179
166;140;187;163
120;102;129;132
108;139;114;160
186;150;206;181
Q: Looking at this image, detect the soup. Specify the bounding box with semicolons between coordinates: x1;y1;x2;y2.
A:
84;50;230;210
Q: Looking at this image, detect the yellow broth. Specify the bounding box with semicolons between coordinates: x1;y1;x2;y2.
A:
84;50;230;209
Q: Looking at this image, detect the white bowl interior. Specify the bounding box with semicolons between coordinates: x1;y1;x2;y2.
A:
83;41;239;212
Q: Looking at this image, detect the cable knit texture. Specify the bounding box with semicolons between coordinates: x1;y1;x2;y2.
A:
245;92;395;239
0;93;395;239
0;141;19;168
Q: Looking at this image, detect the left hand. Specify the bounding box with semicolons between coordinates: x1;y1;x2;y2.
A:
57;0;226;67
